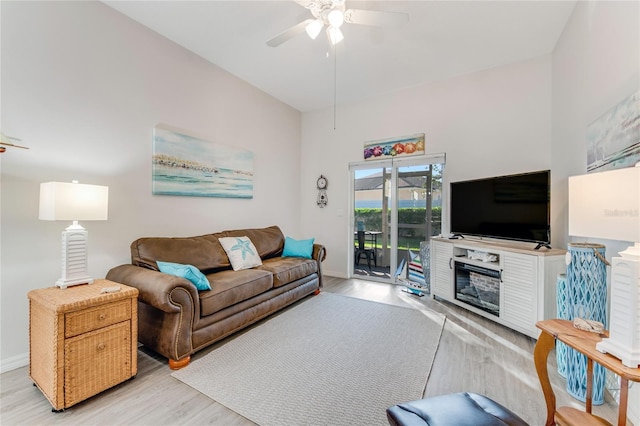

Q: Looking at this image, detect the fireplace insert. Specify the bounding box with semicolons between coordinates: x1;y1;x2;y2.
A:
454;261;501;316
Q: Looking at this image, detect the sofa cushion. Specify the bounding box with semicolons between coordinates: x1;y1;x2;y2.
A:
131;226;286;273
131;234;229;272
200;269;273;316
282;236;315;259
259;257;317;288
218;236;263;271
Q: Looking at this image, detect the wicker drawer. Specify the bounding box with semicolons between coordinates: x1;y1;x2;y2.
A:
64;321;132;407
65;300;131;337
28;280;138;411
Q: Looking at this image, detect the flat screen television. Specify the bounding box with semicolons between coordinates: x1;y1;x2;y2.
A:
450;170;550;246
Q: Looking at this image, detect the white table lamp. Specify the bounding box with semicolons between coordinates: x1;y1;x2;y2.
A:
568;165;640;367
39;181;109;289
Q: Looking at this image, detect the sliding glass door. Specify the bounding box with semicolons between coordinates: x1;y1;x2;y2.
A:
350;156;444;283
394;162;443;282
352;162;393;279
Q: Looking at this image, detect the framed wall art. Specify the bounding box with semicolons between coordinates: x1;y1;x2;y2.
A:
152;124;253;198
586;89;640;173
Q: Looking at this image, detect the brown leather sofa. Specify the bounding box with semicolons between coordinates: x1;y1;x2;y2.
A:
106;225;326;369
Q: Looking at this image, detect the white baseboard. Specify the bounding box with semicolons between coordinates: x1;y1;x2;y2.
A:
324;270;347;279
0;353;29;374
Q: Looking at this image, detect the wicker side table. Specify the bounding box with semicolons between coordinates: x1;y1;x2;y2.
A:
28;279;138;411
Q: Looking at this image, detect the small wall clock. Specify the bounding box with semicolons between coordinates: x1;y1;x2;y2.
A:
316;175;328;208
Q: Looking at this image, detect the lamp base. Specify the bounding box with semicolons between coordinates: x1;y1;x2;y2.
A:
56;225;93;290
55;276;94;289
596;338;640;368
595;246;640;368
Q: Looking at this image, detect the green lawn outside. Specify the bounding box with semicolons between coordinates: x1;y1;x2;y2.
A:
354;207;441;251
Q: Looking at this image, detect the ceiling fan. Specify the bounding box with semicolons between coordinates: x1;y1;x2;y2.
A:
0;132;29;153
266;0;409;47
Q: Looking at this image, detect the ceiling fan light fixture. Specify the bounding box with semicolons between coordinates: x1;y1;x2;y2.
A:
327;9;344;28
266;0;409;48
327;26;344;45
305;19;323;39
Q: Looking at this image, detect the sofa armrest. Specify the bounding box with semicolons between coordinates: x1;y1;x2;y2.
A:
312;243;326;262
106;264;200;315
107;264;200;362
312;244;327;287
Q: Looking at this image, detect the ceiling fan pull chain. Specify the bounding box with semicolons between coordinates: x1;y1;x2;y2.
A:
333;44;337;130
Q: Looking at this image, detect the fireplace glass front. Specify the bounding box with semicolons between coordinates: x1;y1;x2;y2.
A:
454;261;501;316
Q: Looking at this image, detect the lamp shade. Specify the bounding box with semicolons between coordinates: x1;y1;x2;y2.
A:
568;166;640;243
39;182;109;221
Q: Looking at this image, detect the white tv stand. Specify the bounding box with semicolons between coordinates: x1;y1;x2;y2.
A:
430;237;566;338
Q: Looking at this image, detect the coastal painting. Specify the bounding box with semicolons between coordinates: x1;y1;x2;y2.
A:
152;125;253;198
586;90;640;173
363;133;425;161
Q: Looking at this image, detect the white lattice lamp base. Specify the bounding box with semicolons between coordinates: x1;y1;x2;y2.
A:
55;223;94;289
596;243;640;368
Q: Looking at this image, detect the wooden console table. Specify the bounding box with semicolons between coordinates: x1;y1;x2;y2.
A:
534;319;640;426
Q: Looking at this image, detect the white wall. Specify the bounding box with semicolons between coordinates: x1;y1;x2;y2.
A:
301;55;553;277
551;1;640;421
551;0;639;250
0;1;302;370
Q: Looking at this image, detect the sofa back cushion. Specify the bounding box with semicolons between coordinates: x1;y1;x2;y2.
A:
131;234;226;272
221;226;284;260
130;225;285;272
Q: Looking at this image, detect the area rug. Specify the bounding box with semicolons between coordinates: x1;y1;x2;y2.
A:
171;292;445;426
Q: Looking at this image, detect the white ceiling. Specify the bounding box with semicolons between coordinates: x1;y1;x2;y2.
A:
103;1;577;112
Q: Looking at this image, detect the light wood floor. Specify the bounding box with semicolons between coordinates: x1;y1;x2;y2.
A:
0;277;629;425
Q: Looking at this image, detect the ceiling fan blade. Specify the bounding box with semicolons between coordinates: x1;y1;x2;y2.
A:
293;0;317;9
344;9;409;27
266;19;315;47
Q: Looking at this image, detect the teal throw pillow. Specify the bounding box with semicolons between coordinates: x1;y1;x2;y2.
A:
282;236;315;259
156;261;211;291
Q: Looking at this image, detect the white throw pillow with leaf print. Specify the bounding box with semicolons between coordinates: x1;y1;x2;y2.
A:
219;236;262;271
